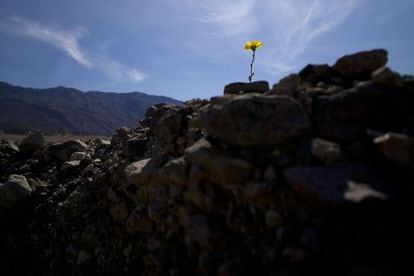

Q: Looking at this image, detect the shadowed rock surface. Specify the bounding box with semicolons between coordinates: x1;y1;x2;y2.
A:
1;49;414;275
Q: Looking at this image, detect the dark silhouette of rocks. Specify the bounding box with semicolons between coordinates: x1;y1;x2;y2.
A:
1;49;414;275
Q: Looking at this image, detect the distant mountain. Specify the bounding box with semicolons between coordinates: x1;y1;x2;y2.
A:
0;81;182;135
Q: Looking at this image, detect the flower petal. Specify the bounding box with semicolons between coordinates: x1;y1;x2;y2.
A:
244;41;253;50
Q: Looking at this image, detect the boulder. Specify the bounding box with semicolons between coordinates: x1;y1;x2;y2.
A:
152;110;184;153
299;64;332;84
145;105;158;119
0;174;32;209
93;138;111;148
7;140;20;152
19;132;44;153
333;49;388;79
242;181;274;202
47;140;88;161
199;94;310;148
158;156;188;186
184;138;253;188
270;74;300;97
311;137;342;165
263;165;277;181
60;160;81;175
284;163;391;206
122;136;148;157
312;81;409;143
110;202;129;222
147;103;179;127
76;250;91;266
371;67;404;87
265;209;283;228
374;132;414;171
70;151;86;161
106;187;120;203
184;98;210;111
223;81;269;95
124;158;152;186
116;126;130;136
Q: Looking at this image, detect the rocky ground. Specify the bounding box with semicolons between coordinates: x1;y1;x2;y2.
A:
0;133;112;144
1;49;414;275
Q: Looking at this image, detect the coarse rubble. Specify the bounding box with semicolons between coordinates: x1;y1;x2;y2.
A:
1;49;414;275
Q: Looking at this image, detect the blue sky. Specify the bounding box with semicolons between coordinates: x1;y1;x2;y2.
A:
0;0;413;100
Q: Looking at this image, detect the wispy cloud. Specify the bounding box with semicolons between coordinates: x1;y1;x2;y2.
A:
8;15;93;68
173;0;358;75
256;0;359;75
0;13;147;83
127;69;147;82
197;0;257;35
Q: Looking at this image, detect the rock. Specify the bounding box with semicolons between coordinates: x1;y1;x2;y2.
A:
158;156;188;186
7;140;19;152
124;158;152;187
374;132;414;170
60;160;81;174
110;202;129;221
185;169;215;210
184;139;253;188
404;75;414;87
175;127;203;154
145;105;158;119
147;200;166;221
242;181;273;202
184;98;210;111
270;74;300;97
344;180;388;203
284;163;392;206
110;135;122;145
94;138;111;148
333;49;388;79
299;64;332;84
311;137;342;165
312;81;408;143
179;211;210;248
371;67;404;87
19;132;44;153
48;140;88;161
77;250;91;266
70;151;86;161
122;136;148;157
116;126;130;136
263;165;276;181
148;103;179;127
265;209;283;228
107;188;120;203
0;174;32;209
223;81;269;95
199;94;310;148
152;110;184;153
65;244;78;256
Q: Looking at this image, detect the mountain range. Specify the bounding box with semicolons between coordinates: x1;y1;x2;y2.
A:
0;81;182;135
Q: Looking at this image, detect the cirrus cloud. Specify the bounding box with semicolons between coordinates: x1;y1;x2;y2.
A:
173;0;359;75
0;12;147;83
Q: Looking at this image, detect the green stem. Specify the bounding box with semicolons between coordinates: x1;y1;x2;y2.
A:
248;49;256;83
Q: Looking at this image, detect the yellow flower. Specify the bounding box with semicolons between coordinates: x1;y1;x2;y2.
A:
244;40;263;51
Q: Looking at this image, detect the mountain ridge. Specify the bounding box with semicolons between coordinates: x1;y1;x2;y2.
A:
0;81;182;135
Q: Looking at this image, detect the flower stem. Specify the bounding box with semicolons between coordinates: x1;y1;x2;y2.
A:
248;49;256;83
